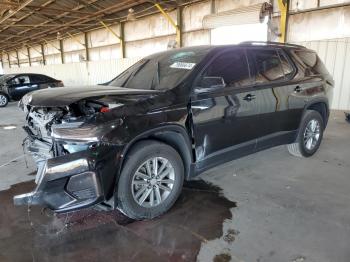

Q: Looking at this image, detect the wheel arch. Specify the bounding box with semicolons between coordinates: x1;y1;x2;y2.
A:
304;99;329;127
0;91;9;98
119;125;194;182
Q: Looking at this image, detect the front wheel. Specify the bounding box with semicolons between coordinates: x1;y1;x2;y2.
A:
287;110;324;157
117;140;184;220
0;93;9;107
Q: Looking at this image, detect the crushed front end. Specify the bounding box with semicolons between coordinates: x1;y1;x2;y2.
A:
14;151;103;212
14;95;124;212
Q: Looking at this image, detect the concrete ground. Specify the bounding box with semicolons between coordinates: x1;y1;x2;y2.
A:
0;102;35;190
0;102;349;262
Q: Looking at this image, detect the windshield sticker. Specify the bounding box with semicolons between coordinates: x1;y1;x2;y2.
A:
170;62;196;70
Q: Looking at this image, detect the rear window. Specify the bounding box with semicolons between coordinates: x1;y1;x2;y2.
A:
294;50;330;76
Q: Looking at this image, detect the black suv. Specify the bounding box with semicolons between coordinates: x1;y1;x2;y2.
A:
0;73;63;107
14;42;334;220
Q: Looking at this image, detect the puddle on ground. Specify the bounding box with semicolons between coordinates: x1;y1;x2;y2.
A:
0;179;236;262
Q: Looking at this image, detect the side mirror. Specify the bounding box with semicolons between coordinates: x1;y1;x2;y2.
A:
199;76;226;90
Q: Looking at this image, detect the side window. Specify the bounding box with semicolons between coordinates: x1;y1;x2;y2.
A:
294;50;330;76
250;49;284;84
11;75;30;85
296;51;317;67
277;50;294;79
198;49;252;89
31;75;49;83
30;75;41;83
45;76;55;82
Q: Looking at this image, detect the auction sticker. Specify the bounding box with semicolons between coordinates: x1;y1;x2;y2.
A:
170;62;196;70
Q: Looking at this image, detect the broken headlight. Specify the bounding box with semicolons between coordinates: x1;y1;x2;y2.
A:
51;119;123;142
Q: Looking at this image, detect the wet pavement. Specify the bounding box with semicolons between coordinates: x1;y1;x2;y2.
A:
0;180;236;262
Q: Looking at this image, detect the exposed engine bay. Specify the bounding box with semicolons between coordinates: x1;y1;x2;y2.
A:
22;100;108;182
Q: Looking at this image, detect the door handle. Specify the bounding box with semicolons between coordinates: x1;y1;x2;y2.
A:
294;86;303;92
243;94;256;101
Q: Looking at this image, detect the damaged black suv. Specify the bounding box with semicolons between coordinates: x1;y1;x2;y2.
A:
14;42;334;220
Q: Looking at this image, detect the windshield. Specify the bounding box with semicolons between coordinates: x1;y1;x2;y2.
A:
108;47;211;90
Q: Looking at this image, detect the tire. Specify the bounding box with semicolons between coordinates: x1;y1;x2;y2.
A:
287;110;324;157
117;140;184;220
0;93;9;107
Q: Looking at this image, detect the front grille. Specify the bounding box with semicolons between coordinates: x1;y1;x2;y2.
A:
66;172;100;201
71;188;97;200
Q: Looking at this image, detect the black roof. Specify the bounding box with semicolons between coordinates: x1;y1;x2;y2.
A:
151;42;306;57
146;41;306;58
239;41;306;49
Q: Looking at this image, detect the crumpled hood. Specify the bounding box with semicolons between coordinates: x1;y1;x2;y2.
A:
21;85;162;107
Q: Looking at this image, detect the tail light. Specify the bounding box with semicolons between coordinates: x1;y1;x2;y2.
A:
100;107;110;113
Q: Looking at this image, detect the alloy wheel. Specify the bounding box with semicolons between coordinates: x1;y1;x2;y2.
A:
0;95;7;106
131;157;175;208
303;119;321;150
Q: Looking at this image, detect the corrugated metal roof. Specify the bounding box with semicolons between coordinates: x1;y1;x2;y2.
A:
0;0;197;53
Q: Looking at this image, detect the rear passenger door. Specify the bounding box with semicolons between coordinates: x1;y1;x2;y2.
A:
247;48;300;150
191;48;269;170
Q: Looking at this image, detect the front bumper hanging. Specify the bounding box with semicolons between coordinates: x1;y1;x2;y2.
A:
14;151;103;212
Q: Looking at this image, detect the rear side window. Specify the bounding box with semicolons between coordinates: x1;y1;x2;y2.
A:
199;49;252;89
294;50;330;76
30;75;51;83
249;49;285;84
277;50;295;79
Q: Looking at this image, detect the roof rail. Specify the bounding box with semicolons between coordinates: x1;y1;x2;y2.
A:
240;41;306;49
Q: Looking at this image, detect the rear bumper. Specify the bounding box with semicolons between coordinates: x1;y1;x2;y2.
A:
13;149;109;212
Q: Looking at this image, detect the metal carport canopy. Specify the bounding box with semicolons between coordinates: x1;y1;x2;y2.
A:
0;0;199;54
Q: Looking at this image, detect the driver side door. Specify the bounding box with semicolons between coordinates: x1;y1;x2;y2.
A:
190;48;266;171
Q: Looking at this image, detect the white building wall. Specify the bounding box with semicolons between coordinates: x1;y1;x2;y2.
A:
288;6;350;42
4;58;140;86
293;38;350;110
182;1;211;46
288;5;350;110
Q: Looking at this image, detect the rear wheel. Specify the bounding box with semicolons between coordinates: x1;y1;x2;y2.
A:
0;93;9;107
287;110;324;157
117;140;184;220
